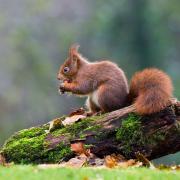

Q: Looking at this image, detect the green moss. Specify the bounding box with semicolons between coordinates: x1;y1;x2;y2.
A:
2;130;46;163
43;143;72;163
116;114;142;140
1;112;170;164
1;115;103;164
147;131;166;147
1;123;73;164
116;114;146;155
116;114;168;156
52;115;102;139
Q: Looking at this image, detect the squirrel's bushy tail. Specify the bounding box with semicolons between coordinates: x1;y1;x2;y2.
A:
129;68;173;115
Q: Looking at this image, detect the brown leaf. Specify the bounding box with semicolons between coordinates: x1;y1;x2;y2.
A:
104;154;143;169
157;164;180;171
88;156;104;167
105;155;118;168
71;142;91;157
62;115;86;126
111;153;126;162
46;118;63;133
71;142;85;155
157;164;171;170
69;108;86;117
0;154;7;166
135;152;155;169
105;154;129;168
117;159;136;168
66;156;87;168
171;165;180;170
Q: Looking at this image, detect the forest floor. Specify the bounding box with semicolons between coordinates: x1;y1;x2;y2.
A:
0;165;180;180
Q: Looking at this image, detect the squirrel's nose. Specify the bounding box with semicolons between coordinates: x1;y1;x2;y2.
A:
57;73;64;81
57;73;61;80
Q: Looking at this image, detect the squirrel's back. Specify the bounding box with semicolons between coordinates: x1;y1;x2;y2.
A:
129;68;173;115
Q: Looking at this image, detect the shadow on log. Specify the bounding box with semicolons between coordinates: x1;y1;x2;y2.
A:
1;102;180;164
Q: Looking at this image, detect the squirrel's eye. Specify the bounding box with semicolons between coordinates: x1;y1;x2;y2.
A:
63;67;70;73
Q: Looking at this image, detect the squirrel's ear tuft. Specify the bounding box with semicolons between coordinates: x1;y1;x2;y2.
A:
69;44;80;64
71;43;80;51
69;44;80;57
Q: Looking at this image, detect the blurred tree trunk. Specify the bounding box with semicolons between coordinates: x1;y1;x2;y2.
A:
129;0;153;68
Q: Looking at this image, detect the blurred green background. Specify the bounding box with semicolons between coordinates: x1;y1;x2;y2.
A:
0;0;179;163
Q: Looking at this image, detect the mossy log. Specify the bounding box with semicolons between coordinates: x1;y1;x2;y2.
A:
1;102;180;164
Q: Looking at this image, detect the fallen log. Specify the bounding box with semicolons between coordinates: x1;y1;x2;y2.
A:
1;101;180;164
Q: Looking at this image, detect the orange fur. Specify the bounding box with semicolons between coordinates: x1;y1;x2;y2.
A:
129;68;173;115
57;44;129;113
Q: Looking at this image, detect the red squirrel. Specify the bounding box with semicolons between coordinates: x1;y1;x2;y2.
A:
57;44;173;115
57;44;129;114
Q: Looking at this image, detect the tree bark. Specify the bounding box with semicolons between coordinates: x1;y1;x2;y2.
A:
1;102;180;164
73;102;180;160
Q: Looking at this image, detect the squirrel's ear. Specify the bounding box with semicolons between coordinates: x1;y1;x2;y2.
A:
72;55;81;69
69;44;81;65
69;44;80;58
71;44;80;52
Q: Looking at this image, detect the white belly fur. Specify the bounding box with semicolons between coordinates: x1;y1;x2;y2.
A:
90;89;100;107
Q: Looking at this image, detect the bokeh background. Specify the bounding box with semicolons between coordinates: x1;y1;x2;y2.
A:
0;0;179;163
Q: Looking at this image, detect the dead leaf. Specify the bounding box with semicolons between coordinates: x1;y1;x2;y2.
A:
45;108;87;132
71;142;91;157
171;165;180;170
135;152;156;169
132;161;143;168
157;164;170;170
71;142;85;155
157;164;180;171
0;154;7;166
45;118;63;133
105;155;118;168
111;153;126;162
117;159;136;168
88;156;104;167
62;114;86;126
104;154;143;169
69;108;86;117
66;156;87;168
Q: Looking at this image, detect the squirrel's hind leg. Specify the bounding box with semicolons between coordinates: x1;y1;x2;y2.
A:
85;96;101;116
98;85;127;112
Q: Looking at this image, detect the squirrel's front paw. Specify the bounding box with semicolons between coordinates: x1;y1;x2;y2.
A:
59;83;66;94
